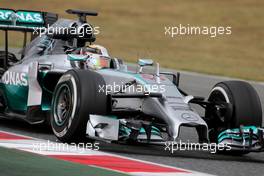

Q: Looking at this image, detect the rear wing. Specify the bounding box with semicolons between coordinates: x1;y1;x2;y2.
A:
0;8;58;32
0;8;58;70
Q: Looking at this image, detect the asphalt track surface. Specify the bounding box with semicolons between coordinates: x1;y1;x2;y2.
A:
0;69;264;176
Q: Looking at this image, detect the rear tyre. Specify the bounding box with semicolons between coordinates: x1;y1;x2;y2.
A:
206;81;262;154
51;69;107;143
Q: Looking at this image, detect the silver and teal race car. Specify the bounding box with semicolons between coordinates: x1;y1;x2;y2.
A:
0;8;263;154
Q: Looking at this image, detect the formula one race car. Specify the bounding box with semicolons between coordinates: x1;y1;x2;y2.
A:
0;8;263;154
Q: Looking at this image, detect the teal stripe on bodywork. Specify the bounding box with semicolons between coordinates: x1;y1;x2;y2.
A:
1;83;28;111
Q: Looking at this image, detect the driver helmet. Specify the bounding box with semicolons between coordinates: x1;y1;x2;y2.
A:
86;55;110;70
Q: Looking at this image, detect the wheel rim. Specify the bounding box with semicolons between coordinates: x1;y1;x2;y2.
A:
54;84;73;126
209;87;230;123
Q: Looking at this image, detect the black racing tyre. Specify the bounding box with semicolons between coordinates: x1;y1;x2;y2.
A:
0;89;6;112
51;69;107;143
207;81;262;129
206;81;262;154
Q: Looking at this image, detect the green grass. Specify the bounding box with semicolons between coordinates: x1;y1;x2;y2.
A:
0;147;128;176
0;0;263;81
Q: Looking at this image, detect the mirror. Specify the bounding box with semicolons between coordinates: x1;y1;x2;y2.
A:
137;58;154;73
67;54;89;61
137;58;153;67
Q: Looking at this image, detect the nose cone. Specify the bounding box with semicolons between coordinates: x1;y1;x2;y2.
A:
142;97;208;142
167;108;208;140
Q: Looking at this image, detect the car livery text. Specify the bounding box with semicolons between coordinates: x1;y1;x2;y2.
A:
2;71;28;86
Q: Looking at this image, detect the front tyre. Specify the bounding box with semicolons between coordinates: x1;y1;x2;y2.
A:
206;81;262;154
51;69;107;143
